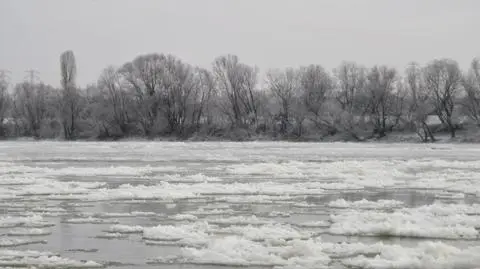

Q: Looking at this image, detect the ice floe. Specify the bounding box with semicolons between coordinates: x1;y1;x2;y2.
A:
155;237;480;269
227;161;306;177
329;203;480;239
163;174;222;182
6;228;51;236
63;217;119;224
142;222;211;247
342;241;480;269
0;254;103;268
0;215;53;228
96;232;127;239
207;215;272;225
168;214;198;221
296;221;331;228
154;236;330;268
328;199;404;209
219;223;312;241
0;238;46;247
107;224;144;234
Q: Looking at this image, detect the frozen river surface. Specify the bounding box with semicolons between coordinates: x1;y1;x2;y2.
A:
0;141;479;268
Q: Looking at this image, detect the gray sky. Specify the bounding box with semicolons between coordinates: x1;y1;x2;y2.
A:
0;0;478;87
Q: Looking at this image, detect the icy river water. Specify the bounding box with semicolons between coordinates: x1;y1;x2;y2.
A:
0;141;479;269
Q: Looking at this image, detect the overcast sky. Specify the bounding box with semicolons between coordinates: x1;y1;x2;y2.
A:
0;0;478;87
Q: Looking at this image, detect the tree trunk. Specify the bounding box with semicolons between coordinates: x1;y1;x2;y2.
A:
450;125;456;138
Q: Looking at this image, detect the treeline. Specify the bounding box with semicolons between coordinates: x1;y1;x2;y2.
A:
0;51;479;142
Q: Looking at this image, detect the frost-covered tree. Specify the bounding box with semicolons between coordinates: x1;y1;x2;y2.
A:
423;59;462;138
13;82;56;138
213;55;259;127
462;58;480;125
266;68;300;134
159;55;197;135
405;63;435;142
119;53;165;136
191;68;216;130
60;50;82;140
362;65;403;137
333;62;367;139
0;76;10;137
300;64;336;134
97;66;133;136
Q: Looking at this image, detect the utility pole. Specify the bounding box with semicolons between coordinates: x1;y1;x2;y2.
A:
24;69;40;84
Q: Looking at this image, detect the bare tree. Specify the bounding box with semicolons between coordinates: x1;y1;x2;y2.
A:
362;65;402;137
300;64;335;134
461;58;480;125
333;62;367;139
213;55;259;128
191;68;216;130
334;62;366;112
266;68;300;134
159;55;197;135
120;53;165;137
423;59;462;138
12;82;54;138
60;50;82;140
0;75;10;137
405;63;435;142
98;66;132;136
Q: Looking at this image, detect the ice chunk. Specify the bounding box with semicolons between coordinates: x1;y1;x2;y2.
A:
169;214;198;221
217;195;293;204
143;222;211;247
18;180;106;196
297;221;330;228
330;203;480;239
0;214;52;228
32;207;67;213
328;199;404;209
131;211;157;216
207;215;272;225
342;241;480;269
0;249;55;257
63;217;119;224
163;174;222;182
267;211;291;217
0;255;103;268
220;224;312;241
186;207;235;216
96;232;127;239
227;161;306;177
155;236;330;268
64;180;329;202
434;192;466;199
7;228;51;236
0;238;46;247
85;211;157;218
178;237;285;266
322;242;387;258
165;203;177;209
108;224;144;234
